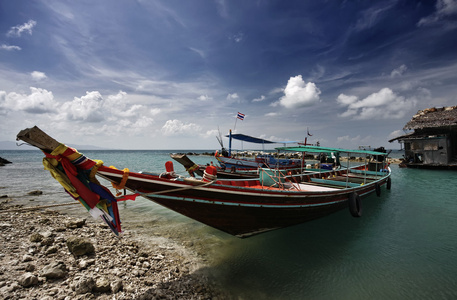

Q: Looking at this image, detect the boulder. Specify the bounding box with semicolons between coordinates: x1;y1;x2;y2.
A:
18;272;38;287
93;277;111;293
66;236;95;256
73;276;95;294
39;261;67;279
30;233;44;243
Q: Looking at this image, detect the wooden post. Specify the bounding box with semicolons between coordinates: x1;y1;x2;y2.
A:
16;126;61;153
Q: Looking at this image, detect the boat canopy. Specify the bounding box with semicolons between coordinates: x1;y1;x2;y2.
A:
226;133;297;144
276;146;388;156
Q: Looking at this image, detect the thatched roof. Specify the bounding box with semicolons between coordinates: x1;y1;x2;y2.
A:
404;106;457;130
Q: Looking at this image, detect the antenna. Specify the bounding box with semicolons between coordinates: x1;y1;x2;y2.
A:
216;126;224;148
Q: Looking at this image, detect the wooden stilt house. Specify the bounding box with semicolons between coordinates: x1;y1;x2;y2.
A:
389;106;457;169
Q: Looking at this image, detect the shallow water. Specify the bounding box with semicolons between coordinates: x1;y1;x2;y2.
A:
1;150;457;299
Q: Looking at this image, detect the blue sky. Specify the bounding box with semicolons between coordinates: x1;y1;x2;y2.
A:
1;0;457;150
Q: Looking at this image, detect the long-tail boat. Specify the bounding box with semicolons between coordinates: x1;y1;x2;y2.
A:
17;126;392;238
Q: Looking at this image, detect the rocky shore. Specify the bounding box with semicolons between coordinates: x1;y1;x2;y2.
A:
0;200;226;300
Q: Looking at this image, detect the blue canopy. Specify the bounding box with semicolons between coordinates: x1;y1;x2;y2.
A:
225;133;275;144
226;133;298;144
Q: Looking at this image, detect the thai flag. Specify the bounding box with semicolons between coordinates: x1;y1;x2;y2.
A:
237;112;245;120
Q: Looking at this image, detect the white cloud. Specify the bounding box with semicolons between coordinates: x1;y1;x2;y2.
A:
161;119;202;136
189;47;205;59
390;64;407;78
388;130;404;140
0;87;57;113
0;44;21;51
103;91;143;117
418;0;457;26
198;95;212;101
277;75;321;109
7;20;37;37
31;71;47;81
230;32;244;43
61;91;105;122
337;88;417;120
150;108;161;116
252;95;265;102
227;93;239;100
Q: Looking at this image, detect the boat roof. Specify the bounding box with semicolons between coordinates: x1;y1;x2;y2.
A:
226;133;297;144
276;146;388;156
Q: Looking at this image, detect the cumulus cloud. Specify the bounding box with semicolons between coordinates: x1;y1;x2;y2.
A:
161;119;202;136
390;65;407;78
252;95;265;102
388;130;404;140
336;88;417;120
61;91;105;122
31;71;47;81
198;95;212;101
104;91;145;118
418;0;457;27
7;20;37;37
0;87;57;113
277;75;321;109
227;93;239;100
1;44;21;51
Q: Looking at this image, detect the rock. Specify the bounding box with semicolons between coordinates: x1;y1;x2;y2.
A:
41;236;54;246
0;157;12;164
65;219;86;229
78;258;95;269
111;280;123;293
66;237;95;256
40;261;67;279
22;254;34;262
45;246;58;255
25;263;35;272
18;272;38;287
30;233;44;243
93;277;111;293
73;276;95;294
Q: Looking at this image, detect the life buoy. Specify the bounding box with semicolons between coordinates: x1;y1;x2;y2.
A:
386;177;391;190
348;192;362;217
375;183;381;197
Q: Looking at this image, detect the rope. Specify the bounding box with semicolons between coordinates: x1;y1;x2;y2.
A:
0;202;79;213
140;180;216;196
0;180;217;213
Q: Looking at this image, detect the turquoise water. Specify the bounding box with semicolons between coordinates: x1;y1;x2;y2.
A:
1;150;457;299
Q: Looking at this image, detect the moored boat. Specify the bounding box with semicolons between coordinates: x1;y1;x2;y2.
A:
17;126;392;238
215;131;303;170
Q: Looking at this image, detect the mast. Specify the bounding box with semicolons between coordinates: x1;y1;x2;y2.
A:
229;129;232;157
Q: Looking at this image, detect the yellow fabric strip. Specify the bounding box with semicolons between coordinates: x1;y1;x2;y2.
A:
109;166;130;190
42;157;79;198
89;160;104;185
50;143;68;156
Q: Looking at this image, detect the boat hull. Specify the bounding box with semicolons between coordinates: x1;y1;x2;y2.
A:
98;166;389;237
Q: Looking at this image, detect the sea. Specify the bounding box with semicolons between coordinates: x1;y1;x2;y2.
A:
1;149;457;300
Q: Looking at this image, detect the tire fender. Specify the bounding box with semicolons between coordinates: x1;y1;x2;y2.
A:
375;183;381;197
386;177;391;190
349;192;362;217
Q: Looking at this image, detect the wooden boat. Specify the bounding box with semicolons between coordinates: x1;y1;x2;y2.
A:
17;126;392;238
170;153;259;179
215;131;303;170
